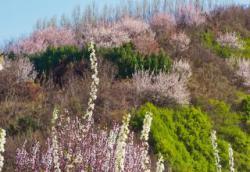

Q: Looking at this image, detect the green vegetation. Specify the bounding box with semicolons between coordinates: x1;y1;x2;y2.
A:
132;103;215;172
203;99;250;171
101;43;172;77
29;46;87;76
132;103;250;172
202;31;250;59
28;43;172;78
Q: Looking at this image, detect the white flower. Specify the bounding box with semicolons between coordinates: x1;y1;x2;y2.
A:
217;32;244;49
84;41;99;123
229;144;235;172
115;114;131;172
156;153;165;172
140;112;153;142
140;112;153;172
211;130;222;172
51;108;61;172
0;128;6;172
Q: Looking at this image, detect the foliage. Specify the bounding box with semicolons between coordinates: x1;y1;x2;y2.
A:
7;116;42;136
101;43;172;77
132;103;215;172
240;96;250;131
205;99;250;171
202;31;250;58
29;46;87;76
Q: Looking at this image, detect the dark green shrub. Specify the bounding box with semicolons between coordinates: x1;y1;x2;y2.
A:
241;96;250;121
29;46;88;76
7;116;42;136
100;43;172;77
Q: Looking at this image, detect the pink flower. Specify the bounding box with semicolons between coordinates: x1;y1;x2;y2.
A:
8;27;76;55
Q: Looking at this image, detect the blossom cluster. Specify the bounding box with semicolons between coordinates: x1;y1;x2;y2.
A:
82;23;131;48
150;13;176;31
140;112;153;172
228;58;250;87
133;59;192;104
156;153;165;172
51;108;61;172
170;32;191;52
176;4;206;26
114;114;131;172
211;130;222;172
228;144;235;172
1;57;37;83
84;41;100;122
0;55;4;71
15;112;157;171
0;128;6;172
8;27;76;55
216;32;244;49
81;16;153;48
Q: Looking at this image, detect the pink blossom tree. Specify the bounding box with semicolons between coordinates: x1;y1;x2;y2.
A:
16;114;151;172
150;13;176;31
175;4;206;26
216;32;244;49
8;27;76;55
170;32;191;52
133;59;192;104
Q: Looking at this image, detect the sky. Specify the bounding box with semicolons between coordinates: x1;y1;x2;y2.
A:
0;0;249;47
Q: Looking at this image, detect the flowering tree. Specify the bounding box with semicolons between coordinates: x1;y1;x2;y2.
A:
150;13;176;31
81;17;154;48
16;113;154;172
133;59;192;104
228;58;250;87
216;32;244;49
2;57;37;82
8;27;76;55
170;32;191;52
115;16;150;37
82;23;131;48
132;30;159;55
175;4;206;26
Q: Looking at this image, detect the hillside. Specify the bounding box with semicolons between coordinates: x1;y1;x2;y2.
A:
0;1;250;172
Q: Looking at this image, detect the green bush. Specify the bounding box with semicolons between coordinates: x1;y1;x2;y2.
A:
132;103;216;172
7;116;42;136
132;103;250;172
202;31;250;59
100;43;172;77
240;96;250;121
29;46;88;76
28;43;171;78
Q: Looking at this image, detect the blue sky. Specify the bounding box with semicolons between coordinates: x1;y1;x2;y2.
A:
0;0;249;47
